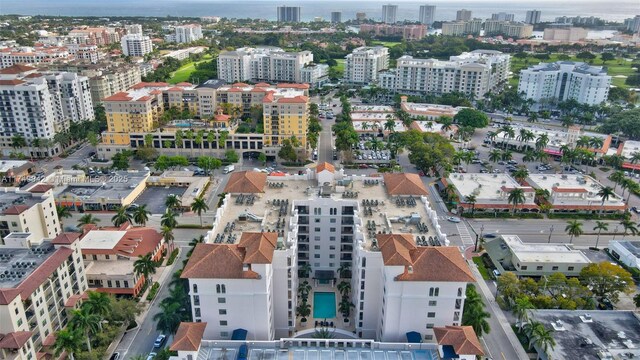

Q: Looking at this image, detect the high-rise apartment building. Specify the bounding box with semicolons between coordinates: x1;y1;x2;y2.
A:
343;46;389;85
419;5;436;25
0;65;94;157
624;15;640;33
331;11;342;23
491;12;515;22
262;88;309;147
0;230;88;359
175;24;203;43
125;24;143;35
120;34;153;57
484;21;533;38
217;47;314;84
456;9;472;21
378;50;511;98
65;44;100;63
382;4;398;24
464;19;483;35
441;22;466;36
542;26;588;42
360;24;427;40
525;10;542;24
0;185;60;241
68;26;121;45
518;62;611;108
277;6;301;23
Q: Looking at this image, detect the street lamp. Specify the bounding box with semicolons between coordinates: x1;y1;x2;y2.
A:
612;225;620;242
547;225;554;243
474;224;485;252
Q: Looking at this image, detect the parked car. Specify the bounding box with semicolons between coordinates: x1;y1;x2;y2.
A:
153;335;166;348
110;353;120;360
146;353;157;360
446;216;461;223
492;269;501;278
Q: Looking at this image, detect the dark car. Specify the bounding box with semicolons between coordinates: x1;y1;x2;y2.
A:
110;352;120;360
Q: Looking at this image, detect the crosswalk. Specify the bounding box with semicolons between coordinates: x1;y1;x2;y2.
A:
456;223;475;246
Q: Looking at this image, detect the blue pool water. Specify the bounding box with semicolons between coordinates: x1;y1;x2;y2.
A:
174;122;191;127
313;292;336;319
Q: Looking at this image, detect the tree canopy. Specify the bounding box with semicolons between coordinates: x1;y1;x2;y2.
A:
453;108;490;129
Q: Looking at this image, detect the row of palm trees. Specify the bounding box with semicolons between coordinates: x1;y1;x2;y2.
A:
511;299;557;356
565;214;639;246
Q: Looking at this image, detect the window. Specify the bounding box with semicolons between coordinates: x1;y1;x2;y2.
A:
568;266;574;271
107;280;112;287
216;284;226;294
314;245;321;250
314;227;321;232
220;320;228;326
428;301;437;306
457;288;463;297
330;237;336;241
315;219;320;223
124;281;129;288
330;228;336;232
429;287;439;297
220;332;229;337
193;284;198;293
552;266;559;271
426;323;434;329
219;309;227;315
218;297;226;303
536;266;543;270
427;312;435;318
115;280;120;288
330;219;336;223
521;266;528;270
454;311;460;321
193;295;200;306
194;308;201;317
314;254;320;258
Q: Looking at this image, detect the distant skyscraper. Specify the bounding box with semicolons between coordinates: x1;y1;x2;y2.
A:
419;5;436;25
277;6;301;23
356;12;367;21
491;12;514;22
456;9;472;21
526;10;542;24
382;4;398;24
331;11;342;23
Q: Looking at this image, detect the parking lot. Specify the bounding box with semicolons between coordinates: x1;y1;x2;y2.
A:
352;135;392;163
134;186;186;214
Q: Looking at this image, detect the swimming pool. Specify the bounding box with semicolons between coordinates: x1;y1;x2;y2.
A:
313;292;336;319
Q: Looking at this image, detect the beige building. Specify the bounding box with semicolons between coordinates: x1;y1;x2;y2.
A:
0;185;60;241
441;22;466;36
0;231;87;359
543;26;588;42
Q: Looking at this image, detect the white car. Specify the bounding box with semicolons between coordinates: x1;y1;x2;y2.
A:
446;216;461;223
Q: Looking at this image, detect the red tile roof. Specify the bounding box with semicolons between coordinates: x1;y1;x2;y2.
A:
2;205;30;215
0;289;21;305
103;92;132;101
254;82;270;87
80;228;162;258
29;184;53;193
170;322;207;351
276;95;308;104
18;247;74;300
0;64;36;74
232;82;250;87
223;171;267;194
238;232;277;264
383;173;429;196
176;82;192;86
277;83;309;89
434;326;484;356
42;334;56;347
0;331;32;349
0;79;26;85
131;82;169;89
181;244;260;279
552;187;588;193
51;232;80;245
316;162;335;173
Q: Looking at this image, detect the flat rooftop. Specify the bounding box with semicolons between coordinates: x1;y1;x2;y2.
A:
352;119;405;132
528;310;640;360
495;124;608;150
351;105;394;113
614;240;640;257
446;173;536;205
84;259;135;277
0;160;30;173
619;140;640;159
197;345;437;360
501;235;591;264
0;241;57;288
401;102;460;117
0;190;43;215
79;231;126;250
51;170;149;202
527;174;625;206
351;113;396;122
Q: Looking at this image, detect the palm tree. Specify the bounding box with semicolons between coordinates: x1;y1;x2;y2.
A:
631;152;640;174
298;280;312;298
464;194;477;215
161;226;175;253
160;210;178;229
77;214;100;228
597;186;615;215
296;301;311;322
83;291;111;319
337;262;351;278
134;253;157;288
535;134;549;151
593;221;608;249
625;180;639;204
190;197;209;227
165;194;182;212
609;171;625;191
337;281;351;296
111;207;132;227
489;149;501;164
512;297;534;327
501;149;513;162
53;329;83;360
462;286;491;337
69;308;101;352
56;205;72;229
132;204;150;227
513;167;529;184
338;297;354;318
522;151;536;163
153;301;183;335
299;262;312;278
524;321;556;355
620;218;639;238
565;220;583;244
313;327;335;339
508;188;526;214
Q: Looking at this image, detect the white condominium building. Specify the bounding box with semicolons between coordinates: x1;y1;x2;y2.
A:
379;50;510;98
125;24;143;35
217;47;314;84
518;61;611;107
419;5;436;25
343;46;389;85
0;185;61;241
182;168;474;343
0;47;71;69
484;21;533;38
0;65;94;157
382;4;398;24
120;34;153;57
175;24;203;43
0;230;88;360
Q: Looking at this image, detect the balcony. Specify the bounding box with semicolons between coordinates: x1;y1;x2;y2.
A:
340;254;353;261
341;217;354;225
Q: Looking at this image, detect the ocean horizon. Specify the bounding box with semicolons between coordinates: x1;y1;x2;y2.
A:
2;0;638;23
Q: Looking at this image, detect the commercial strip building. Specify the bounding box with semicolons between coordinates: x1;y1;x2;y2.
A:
0;185;61;241
175;24;203;43
379;50;510;98
181;168;477;345
484;235;591;277
78;223;164;296
400;97;462;120
120;34;153;57
443;173;537;213
609;240;640;271
343;46;390;85
349;105;405;135
527;173;626;213
614;140;640;171
359;24;427;40
0;230;87;359
0;64;94;158
527;310;640;360
217;47;318;85
517;61;611;108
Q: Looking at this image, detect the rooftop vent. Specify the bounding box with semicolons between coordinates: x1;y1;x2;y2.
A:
552;320;566;331
580;313;593;323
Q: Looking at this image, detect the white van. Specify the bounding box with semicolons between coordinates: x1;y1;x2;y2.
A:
223;165;235;174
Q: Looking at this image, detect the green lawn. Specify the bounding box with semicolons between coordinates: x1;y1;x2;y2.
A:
168;54;213;84
472;256;491;280
510;54;636;89
334;58;345;73
372;41;402;48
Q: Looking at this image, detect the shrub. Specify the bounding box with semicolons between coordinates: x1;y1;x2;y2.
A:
167;249;180;266
146;282;160;301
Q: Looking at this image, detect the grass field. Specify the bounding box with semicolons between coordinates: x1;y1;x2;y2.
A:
372;41;402;48
168;54;213;84
510;54;636;88
334;58;345;73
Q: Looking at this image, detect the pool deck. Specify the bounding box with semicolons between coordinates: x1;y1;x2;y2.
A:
313;292;337;319
297;284;356;334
